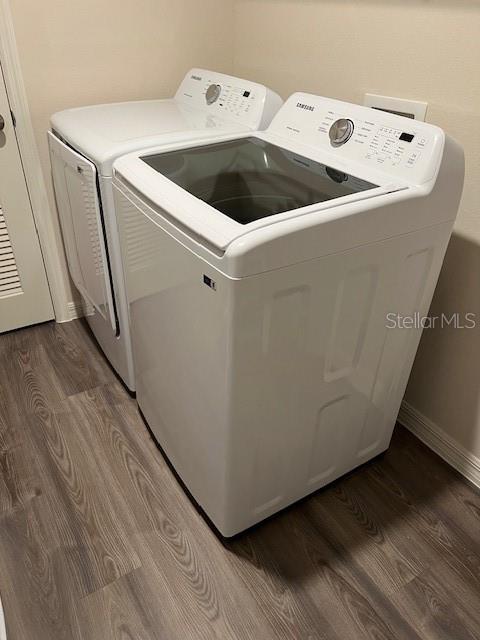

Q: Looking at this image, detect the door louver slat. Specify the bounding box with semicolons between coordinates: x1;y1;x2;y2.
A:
0;210;23;298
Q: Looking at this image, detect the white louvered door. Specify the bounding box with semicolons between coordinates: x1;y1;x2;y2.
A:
0;63;53;332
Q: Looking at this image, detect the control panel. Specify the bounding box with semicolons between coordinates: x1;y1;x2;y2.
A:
174;68;278;129
268;93;444;184
321;113;430;171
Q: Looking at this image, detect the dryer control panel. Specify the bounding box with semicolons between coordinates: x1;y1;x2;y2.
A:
268;93;445;185
174;68;281;130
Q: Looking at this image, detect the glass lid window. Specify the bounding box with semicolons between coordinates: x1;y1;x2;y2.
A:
141;137;378;225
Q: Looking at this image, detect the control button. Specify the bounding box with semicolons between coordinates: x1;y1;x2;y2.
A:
329;118;355;147
206;84;221;105
406;151;421;167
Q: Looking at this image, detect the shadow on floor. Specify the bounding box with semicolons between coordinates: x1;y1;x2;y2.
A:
223;424;478;586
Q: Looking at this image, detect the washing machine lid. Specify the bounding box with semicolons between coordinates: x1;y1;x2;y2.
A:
141;136;377;225
114;132;402;251
51;99;249;176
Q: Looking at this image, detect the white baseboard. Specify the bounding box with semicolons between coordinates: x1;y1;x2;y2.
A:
0;593;6;640
56;301;84;323
398;401;480;489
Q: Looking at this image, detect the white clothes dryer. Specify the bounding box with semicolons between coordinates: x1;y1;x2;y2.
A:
48;69;282;390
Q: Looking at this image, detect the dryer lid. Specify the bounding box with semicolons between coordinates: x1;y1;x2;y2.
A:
51;100;247;176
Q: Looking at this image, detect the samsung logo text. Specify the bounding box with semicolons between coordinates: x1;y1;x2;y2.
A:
296;102;315;112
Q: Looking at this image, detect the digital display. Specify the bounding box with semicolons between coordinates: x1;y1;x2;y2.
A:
400;132;415;143
243;90;251;98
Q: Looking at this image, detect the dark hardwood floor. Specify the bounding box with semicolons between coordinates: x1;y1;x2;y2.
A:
0;319;479;639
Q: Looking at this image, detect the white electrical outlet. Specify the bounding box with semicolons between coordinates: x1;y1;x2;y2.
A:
364;93;428;121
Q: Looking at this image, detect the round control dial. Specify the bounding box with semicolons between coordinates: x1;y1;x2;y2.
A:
206;84;221;105
329;118;354;146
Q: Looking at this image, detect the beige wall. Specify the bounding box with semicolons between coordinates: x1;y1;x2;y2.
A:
233;1;480;459
10;0;235;302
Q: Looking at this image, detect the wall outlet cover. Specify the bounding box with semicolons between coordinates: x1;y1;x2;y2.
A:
364;93;428;121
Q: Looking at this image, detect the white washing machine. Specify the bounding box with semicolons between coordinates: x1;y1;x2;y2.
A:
113;93;464;536
48;69;282;391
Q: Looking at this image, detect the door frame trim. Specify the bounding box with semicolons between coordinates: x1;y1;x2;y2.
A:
0;0;71;321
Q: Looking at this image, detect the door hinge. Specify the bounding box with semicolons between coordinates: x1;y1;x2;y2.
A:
10;109;16;128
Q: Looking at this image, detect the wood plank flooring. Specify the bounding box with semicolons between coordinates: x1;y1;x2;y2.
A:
0;319;479;639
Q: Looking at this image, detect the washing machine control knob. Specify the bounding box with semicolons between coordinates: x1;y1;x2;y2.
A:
329;118;355;146
206;84;221;105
